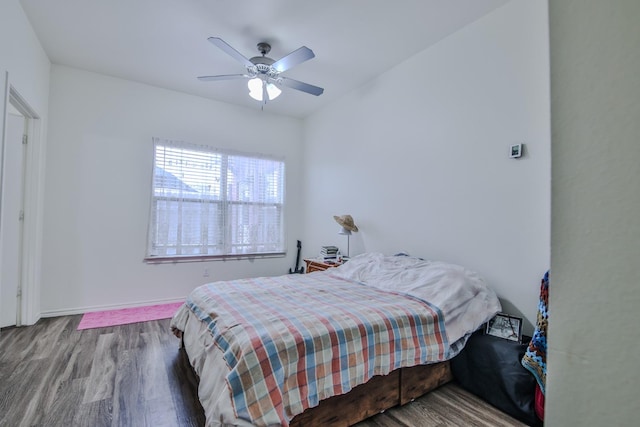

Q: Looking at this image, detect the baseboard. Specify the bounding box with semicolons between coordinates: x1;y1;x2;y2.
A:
39;297;186;318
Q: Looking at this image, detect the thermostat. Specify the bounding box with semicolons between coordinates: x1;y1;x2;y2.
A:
510;144;523;158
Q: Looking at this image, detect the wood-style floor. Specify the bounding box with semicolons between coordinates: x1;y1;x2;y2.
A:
0;315;526;427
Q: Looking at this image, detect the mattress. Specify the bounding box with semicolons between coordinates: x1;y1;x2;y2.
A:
171;253;501;426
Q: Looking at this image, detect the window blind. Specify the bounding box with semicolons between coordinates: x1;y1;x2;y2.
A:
146;138;285;260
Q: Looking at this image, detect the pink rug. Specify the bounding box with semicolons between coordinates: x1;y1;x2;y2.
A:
77;301;183;330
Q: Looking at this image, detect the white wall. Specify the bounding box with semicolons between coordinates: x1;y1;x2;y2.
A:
547;1;640;425
41;66;303;315
0;1;50;115
0;0;50;325
303;0;550;331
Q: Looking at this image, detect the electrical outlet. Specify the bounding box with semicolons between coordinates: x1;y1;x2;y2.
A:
203;268;210;277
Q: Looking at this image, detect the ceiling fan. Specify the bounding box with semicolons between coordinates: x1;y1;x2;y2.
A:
198;37;324;103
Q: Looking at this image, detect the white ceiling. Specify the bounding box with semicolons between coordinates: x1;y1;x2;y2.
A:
20;0;509;119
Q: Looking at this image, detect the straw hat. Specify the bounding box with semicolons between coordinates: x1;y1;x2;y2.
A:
334;214;358;232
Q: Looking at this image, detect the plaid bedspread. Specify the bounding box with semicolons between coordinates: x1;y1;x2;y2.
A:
186;273;450;427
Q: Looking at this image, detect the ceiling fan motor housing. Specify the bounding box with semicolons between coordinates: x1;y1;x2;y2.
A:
248;42;278;79
249;56;275;66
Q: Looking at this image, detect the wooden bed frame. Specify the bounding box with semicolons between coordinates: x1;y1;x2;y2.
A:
290;361;453;426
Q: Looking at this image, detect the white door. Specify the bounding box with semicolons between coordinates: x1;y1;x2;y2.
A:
0;105;27;328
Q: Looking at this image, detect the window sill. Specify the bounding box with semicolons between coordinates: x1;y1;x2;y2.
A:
144;252;286;264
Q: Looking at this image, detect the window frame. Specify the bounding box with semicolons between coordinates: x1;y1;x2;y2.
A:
144;138;286;263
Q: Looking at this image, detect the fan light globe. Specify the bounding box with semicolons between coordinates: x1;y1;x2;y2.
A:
266;83;282;100
247;78;281;101
248;78;263;100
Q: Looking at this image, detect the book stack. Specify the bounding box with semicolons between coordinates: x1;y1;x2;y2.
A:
320;245;339;261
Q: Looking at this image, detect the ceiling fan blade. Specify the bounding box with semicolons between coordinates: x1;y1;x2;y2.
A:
279;77;324;96
198;74;248;81
207;37;254;68
272;46;315;72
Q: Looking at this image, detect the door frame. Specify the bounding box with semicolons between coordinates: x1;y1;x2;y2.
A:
1;71;44;326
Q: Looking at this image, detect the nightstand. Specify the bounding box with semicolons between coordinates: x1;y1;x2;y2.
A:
304;258;342;273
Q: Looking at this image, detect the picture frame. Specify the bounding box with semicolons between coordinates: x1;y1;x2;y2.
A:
485;313;523;342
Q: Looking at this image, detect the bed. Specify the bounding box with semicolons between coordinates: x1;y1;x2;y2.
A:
170;253;501;426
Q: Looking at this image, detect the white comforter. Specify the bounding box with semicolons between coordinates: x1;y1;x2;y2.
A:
330;253;501;346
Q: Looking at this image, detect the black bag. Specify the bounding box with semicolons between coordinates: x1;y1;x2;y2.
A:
451;331;541;426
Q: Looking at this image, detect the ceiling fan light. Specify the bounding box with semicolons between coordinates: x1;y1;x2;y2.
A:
247;78;263;101
266;83;281;100
248;78;281;102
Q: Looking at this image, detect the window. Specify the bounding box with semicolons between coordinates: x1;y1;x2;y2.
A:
146;138;285;261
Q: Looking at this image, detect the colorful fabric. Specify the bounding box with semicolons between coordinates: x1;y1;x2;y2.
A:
186;273;450;427
534;383;545;420
521;271;549;395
